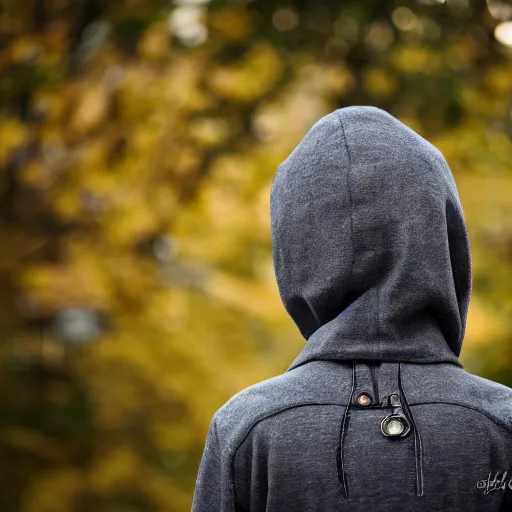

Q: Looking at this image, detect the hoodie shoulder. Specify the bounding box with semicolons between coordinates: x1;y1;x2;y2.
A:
211;361;352;455
461;370;512;431
402;363;512;434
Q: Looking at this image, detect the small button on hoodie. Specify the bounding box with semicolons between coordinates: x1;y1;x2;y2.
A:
356;392;372;407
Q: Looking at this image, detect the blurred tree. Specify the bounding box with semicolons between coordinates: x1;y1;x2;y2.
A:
0;0;512;510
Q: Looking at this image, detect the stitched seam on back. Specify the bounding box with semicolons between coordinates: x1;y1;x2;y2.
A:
410;401;512;435
229;401;346;509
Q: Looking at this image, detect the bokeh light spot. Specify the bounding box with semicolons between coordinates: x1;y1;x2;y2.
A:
495;21;512;46
392;7;419;31
272;8;299;32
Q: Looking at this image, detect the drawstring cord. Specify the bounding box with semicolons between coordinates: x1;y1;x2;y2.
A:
338;363;424;498
338;362;356;498
398;363;424;497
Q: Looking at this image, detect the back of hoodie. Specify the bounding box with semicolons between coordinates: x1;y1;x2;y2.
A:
192;107;512;512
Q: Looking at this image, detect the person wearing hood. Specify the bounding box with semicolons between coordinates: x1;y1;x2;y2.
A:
192;106;512;512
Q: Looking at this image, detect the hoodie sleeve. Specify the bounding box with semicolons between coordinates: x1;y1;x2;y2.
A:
192;414;232;512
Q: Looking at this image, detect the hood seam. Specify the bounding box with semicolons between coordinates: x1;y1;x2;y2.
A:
335;110;382;360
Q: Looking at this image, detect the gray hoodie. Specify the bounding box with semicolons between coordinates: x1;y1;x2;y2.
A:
192;107;512;512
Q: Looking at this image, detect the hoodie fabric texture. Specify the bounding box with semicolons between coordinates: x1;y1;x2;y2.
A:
192;107;512;512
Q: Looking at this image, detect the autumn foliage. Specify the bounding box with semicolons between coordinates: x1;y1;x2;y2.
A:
1;0;512;510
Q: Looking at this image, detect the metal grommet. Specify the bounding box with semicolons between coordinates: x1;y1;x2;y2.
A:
381;414;410;437
355;392;373;407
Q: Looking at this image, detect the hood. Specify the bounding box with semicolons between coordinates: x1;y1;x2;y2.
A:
270;107;472;371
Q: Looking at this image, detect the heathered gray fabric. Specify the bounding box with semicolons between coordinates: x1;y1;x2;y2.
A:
272;106;471;368
192;107;512;512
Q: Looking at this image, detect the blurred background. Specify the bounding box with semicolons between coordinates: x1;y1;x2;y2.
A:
1;0;512;510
